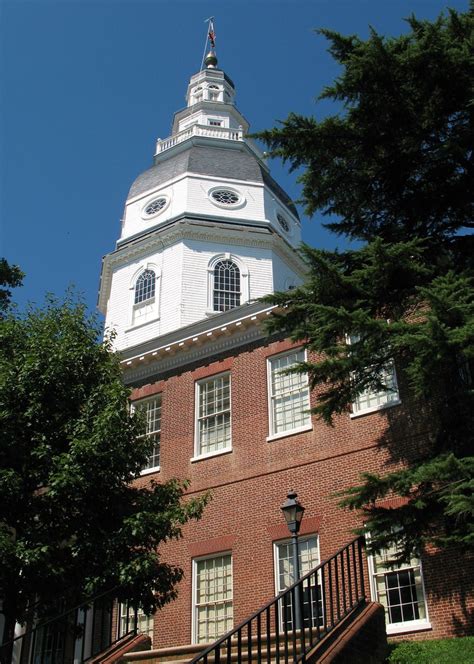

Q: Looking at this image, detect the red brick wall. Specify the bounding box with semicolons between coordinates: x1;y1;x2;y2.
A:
129;336;473;648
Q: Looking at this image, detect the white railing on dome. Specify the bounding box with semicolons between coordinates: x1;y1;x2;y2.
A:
154;124;264;160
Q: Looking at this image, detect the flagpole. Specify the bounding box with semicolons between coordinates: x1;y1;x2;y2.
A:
200;16;215;70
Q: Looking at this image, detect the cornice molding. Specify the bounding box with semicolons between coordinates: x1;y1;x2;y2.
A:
122;315;268;385
98;219;305;312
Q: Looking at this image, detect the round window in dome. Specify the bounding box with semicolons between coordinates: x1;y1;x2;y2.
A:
209;188;242;207
277;213;290;233
143;197;168;218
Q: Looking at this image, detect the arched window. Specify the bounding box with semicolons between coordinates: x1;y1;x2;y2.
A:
134;269;155;304
132;269;158;326
208;84;220;101
213;260;240;312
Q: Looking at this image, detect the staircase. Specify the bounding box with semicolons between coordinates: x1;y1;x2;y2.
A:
121;537;388;664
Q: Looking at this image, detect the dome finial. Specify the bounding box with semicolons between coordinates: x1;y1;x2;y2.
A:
201;17;218;70
205;49;218;69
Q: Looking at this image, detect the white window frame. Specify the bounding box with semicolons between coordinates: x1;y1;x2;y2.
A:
267;348;312;441
347;335;401;418
192;553;233;644
206;254;249;315
206;84;222;102
273;535;323;631
207;186;246;210
367;542;431;635
193;372;232;461
132;395;162;474
140;194;170;220
117;603;154;641
127;264;161;331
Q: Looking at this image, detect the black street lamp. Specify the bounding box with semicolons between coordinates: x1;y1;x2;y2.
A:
281;490;305;631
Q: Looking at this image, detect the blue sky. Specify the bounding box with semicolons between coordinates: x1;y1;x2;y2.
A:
1;0;468;315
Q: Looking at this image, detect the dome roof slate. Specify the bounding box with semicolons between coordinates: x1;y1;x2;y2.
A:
127;145;298;219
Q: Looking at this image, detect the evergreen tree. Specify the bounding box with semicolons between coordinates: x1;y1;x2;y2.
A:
256;7;474;558
0;292;207;662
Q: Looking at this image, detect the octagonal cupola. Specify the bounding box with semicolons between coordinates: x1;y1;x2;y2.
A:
171;50;248;137
99;25;306;352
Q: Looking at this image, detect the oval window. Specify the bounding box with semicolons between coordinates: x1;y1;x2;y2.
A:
211;189;240;206
277;213;290;233
143;197;167;218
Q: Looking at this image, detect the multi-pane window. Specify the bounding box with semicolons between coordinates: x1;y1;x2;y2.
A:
118;603;153;641
348;335;400;415
135;269;155;304
268;350;311;436
275;537;323;631
196;374;231;456
194;554;233;644
133;269;157;326
211;190;240;206
352;363;399;414
369;542;429;633
133;396;161;471
213;260;241;312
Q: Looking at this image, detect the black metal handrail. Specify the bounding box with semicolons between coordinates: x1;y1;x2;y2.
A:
190;536;366;664
0;587;139;664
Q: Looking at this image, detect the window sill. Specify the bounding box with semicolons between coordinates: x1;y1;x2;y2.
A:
125;317;160;333
191;447;232;463
140;465;160;476
386;621;432;635
350;399;401;419
266;423;313;442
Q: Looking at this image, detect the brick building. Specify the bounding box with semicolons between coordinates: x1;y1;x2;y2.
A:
97;47;472;654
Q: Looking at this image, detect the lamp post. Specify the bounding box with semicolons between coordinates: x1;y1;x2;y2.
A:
281;490;305;631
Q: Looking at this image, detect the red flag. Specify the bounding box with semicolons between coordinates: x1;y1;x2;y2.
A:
208;21;216;48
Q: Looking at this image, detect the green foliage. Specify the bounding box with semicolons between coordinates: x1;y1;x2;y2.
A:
0;259;23;315
387;637;474;664
256;7;474;556
0;294;207;629
257;11;473;243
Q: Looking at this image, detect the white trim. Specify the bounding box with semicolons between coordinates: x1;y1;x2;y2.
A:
208;185;246;210
140;464;161;475
346;336;401;417
128;264;161;329
266;423;313;442
386;620;432;635
273;535;322;631
125;317;160;333
126;171;266;206
191;552;233;645
191;448;232;463
267;348;311;437
367;543;431;634
141;194;171;220
131;395;162;473
194;371;232;459
349;399;401;419
207;253;249;312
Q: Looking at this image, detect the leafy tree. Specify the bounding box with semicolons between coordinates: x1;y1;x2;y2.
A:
256;7;474;558
0;259;23;315
0;294;207;661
